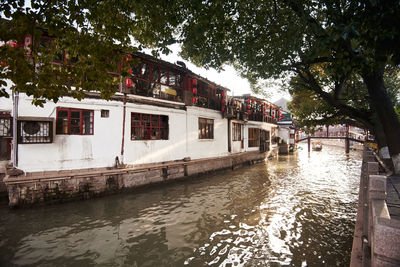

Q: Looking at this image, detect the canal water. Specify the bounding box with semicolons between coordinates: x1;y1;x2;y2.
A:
0;144;362;266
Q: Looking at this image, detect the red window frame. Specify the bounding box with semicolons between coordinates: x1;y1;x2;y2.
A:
56;107;94;135
131;112;169;141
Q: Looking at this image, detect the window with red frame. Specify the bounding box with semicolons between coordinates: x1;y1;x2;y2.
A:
56;108;94;135
131;113;168;140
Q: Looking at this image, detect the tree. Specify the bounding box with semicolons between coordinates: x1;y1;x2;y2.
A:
2;1;400;172
0;0;179;105
286;67;400;156
153;0;400;173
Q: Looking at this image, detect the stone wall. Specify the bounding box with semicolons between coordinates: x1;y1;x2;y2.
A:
350;148;400;267
4;150;274;208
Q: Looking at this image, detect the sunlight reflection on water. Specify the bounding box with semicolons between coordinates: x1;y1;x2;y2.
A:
0;144;361;266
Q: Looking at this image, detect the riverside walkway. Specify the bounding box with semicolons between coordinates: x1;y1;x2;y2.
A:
350;149;400;266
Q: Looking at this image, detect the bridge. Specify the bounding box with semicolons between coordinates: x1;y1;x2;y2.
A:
297;135;365;153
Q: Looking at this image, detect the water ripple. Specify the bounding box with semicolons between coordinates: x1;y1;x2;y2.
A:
0;144;361;266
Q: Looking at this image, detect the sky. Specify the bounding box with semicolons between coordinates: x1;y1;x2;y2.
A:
155;44;291;103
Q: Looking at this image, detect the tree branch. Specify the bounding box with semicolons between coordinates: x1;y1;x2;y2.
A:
333;73;349;100
295;67;373;127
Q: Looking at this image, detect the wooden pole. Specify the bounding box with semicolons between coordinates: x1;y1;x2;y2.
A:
345;124;350;153
308;136;311;152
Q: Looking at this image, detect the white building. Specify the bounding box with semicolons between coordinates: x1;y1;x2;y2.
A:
0;53;280;178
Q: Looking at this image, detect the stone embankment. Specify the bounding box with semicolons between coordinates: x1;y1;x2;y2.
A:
4;150;276;208
350;148;400;266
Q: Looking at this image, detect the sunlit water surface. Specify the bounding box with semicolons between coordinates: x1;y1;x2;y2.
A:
0;144;362;266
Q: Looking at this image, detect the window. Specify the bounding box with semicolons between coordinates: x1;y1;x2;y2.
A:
248;128;260;147
233;123;243;141
129;61;184;102
0;116;12;137
101;109;109;118
56;108;94;135
199;118;214;139
131;113;168;140
194;81;222;111
18;120;53;144
0;115;12;160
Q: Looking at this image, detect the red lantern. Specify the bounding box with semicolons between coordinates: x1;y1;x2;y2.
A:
247;110;251;115
125;54;132;62
263;107;266;112
252;100;255;104
221;99;226;105
7;41;18;47
247;104;251;109
222;91;225;97
192;96;197;104
191;78;198;94
125;78;133;87
247;99;251;104
221;106;226;112
263;113;266;117
128;67;133;74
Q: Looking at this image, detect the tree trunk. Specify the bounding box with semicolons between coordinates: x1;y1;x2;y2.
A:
370;118;390;159
363;68;400;174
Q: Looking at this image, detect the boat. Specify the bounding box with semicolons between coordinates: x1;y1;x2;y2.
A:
312;142;322;151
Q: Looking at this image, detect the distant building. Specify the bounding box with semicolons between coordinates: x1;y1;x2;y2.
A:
273;98;296;153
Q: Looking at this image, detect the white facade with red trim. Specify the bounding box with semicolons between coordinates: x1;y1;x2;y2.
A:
0;90;280;174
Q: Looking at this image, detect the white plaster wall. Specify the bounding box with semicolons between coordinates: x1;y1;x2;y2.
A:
186;106;228;160
231;141;242;153
123;103;187;165
16;94;123;172
2;89;280;173
2;92;232;171
278;126;290;144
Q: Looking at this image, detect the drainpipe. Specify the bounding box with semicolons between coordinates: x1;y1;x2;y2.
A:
120;93;127;165
228;119;231;153
119;75;126;166
12;91;19;168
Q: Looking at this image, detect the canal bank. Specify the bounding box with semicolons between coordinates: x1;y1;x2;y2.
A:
4;149;276;208
0;144;361;266
350;148;400;266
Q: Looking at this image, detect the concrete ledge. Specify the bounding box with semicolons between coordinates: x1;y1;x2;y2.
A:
369;175;387;200
366;172;400;266
368;162;379;175
372;216;400;266
351;147;400;267
4;150;274;208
